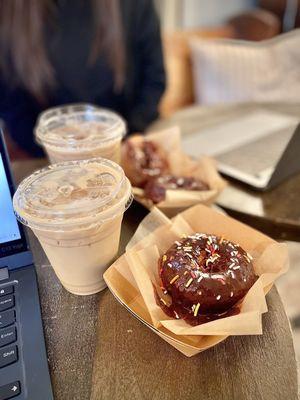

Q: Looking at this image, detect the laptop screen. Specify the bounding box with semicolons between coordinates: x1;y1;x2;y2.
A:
0;133;28;258
0;153;21;244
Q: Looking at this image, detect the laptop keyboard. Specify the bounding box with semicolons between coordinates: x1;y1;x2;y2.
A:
217;128;294;176
0;284;21;400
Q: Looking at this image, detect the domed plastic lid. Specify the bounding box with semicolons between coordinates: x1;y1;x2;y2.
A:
13;158;132;231
35;104;126;150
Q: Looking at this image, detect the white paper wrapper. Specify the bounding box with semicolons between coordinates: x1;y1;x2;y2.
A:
104;204;288;356
122;127;226;217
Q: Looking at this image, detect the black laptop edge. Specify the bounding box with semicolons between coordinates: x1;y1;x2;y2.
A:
0;130;53;400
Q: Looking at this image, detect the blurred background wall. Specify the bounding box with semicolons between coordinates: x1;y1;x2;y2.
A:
155;0;256;30
155;0;300;32
155;0;300;117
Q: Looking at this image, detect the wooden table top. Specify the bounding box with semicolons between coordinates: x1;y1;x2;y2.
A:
12;159;298;400
151;102;300;242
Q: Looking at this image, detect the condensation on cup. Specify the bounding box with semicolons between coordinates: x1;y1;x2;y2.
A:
35;104;126;164
13;158;132;295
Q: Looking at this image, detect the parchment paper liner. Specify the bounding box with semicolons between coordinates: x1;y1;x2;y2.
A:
121;127;226;216
104;204;288;356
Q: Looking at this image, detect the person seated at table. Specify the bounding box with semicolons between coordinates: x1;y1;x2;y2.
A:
0;0;166;158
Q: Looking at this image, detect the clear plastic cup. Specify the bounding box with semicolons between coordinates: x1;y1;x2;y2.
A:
13;158;132;295
35;104;126;164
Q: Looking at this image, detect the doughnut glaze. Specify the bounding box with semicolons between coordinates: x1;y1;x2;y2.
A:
158;233;257;324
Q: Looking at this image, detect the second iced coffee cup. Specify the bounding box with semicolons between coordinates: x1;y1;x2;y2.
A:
13;158;132;295
35;104;126;164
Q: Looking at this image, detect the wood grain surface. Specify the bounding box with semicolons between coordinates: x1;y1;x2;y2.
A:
12;154;298;400
90;285;297;400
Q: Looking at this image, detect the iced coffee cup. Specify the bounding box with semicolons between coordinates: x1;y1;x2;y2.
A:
13;158;132;295
35;104;126;164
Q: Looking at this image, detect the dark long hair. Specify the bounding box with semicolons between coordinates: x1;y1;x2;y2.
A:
0;0;125;102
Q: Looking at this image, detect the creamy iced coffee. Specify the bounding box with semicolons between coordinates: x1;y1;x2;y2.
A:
35;104;126;164
13;158;132;295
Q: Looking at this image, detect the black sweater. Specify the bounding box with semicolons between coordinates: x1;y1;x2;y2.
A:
0;0;166;156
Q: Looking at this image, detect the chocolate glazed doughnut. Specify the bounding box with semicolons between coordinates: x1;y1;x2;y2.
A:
122;139;169;187
158;234;257;325
123;138;209;202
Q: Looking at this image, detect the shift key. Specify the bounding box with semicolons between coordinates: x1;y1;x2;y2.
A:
0;310;15;329
0;345;18;368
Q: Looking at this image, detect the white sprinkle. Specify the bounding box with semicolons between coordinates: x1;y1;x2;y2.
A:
186;253;193;259
230;291;233;297
232;265;240;270
216;295;221;300
243;278;247;282
174;311;180;319
197;276;203;283
211;274;224;279
229;262;235;269
175;241;181;246
198;290;202;295
228;271;235;279
167;263;172;267
247;252;253;260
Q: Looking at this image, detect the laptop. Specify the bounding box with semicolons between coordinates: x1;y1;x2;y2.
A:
182;110;300;190
0;131;53;400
